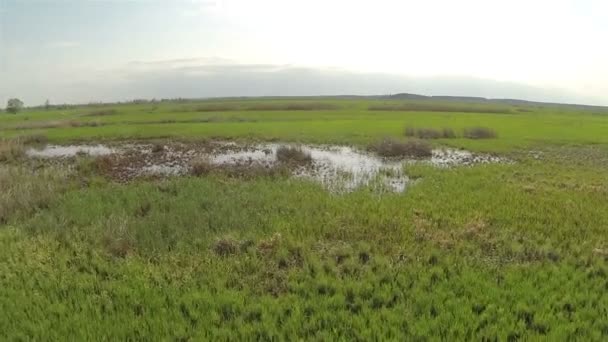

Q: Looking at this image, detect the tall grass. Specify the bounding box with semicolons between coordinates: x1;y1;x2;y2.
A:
1;154;607;339
0;138;25;162
0;165;69;223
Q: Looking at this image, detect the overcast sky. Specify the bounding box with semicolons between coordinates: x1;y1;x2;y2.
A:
1;0;607;106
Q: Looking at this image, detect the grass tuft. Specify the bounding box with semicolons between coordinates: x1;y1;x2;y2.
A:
190;158;214;176
151;143;165;153
102;216;135;258
213;237;240;256
276;146;312;164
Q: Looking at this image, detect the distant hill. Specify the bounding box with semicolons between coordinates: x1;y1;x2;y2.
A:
383;93;608;112
23;93;607;113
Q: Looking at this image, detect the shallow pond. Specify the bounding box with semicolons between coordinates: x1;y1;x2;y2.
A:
26;142;505;193
26;144;115;158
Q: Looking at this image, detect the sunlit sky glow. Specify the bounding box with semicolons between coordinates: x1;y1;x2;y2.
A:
1;0;607;105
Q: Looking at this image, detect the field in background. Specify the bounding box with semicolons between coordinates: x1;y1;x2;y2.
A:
2;98;608;151
1;98;608;340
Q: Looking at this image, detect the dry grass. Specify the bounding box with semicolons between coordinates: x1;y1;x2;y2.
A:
0;165;69;224
190;158;214;176
463;127;498;139
151;143;165;153
213;237;241;257
372;138;432;158
18;134;48;145
101;216;135;258
0;139;25;162
276;146;312;164
92;155;116;174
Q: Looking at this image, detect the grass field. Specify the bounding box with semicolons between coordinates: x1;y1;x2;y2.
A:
1;98;608;340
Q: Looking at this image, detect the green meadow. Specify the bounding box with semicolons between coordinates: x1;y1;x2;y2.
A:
1;98;608;340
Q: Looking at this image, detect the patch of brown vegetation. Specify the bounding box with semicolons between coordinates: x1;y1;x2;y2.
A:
463;127;497;139
0;165;69;224
413;214;455;250
190;158;214;176
151;143;165;153
372;138;432;158
413;211;494;252
212;237;240;256
0;139;24;162
101;216;135;258
463;216;489;240
92;155;117;174
257;233;283;255
276;146;312;164
404;127;457;139
592;248;608;258
18;134;48;145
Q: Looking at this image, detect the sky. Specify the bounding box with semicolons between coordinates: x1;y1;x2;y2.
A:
1;0;607;106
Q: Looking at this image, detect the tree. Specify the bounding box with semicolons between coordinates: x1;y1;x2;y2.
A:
6;98;24;114
44;99;51;110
